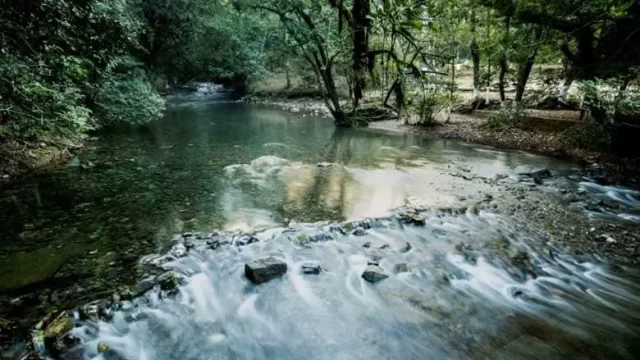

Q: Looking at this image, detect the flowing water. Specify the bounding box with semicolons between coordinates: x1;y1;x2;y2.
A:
1;91;640;359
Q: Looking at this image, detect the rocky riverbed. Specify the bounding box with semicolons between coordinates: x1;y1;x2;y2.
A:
25;201;640;360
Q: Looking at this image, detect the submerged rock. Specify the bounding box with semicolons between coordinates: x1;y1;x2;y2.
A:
245;257;288;284
362;265;389;283
395;263;409;274
352;228;367;236
97;342;109;353
301;264;322;275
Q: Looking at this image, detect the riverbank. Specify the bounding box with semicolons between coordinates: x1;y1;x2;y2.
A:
245;95;640;185
0;138;85;191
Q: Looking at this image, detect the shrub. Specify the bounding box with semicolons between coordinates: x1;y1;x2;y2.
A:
483;102;524;131
0;55;92;141
560;121;614;150
94;58;165;126
415;90;453;126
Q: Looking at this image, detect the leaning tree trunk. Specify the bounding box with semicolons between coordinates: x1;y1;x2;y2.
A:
469;8;481;101
498;15;511;103
515;26;543;102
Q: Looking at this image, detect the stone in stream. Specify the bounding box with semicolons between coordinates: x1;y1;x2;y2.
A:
352;228;367;236
362;265;389;283
235;236;260;246
35;311;78;356
97;342;110;353
301;263;322;275
519;168;552;184
245;257;288;284
395;263;409;274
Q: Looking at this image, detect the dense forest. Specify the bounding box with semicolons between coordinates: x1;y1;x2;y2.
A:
1;0;639;150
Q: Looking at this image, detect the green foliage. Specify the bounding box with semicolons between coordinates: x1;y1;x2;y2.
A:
416;91;451;125
483;102;524;131
560;121;613;150
94;58;164;125
0;54;92;141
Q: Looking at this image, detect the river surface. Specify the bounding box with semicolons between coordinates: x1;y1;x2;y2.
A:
1;94;639;359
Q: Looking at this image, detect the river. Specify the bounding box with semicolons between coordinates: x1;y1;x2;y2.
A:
1;92;639;359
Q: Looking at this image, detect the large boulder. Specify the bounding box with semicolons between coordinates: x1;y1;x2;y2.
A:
362;265;389;283
245;257;288;284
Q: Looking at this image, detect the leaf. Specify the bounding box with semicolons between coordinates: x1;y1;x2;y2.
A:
401;20;424;31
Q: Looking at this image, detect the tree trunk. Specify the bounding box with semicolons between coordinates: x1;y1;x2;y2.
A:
469;8;481;100
351;0;370;110
498;16;511;103
515;26;543;102
484;8;492;104
285;60;291;89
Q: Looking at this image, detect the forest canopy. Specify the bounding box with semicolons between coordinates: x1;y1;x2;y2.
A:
1;0;639;147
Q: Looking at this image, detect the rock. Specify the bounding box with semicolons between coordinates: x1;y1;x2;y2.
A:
97;342;109;353
38;312;77;355
352;228;367;236
170;242;189;258
43;313;73;339
598;199;620;209
394;263;409;273
362;242;372;248
301;264;322;275
78;300;111;322
131;278;156;298
400;212;426;226
245;257;288;284
1;174;9;179
362;265;389;283
520;168;552;179
378;244;391;250
158;272;181;292
235;236;260;246
317;162;332;168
